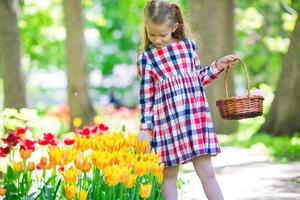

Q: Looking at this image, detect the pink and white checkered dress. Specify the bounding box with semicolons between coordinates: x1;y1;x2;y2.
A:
138;39;224;167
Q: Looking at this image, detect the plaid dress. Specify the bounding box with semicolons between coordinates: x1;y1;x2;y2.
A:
138;38;224;167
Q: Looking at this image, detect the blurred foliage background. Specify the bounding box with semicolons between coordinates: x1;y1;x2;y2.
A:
1;0;300;161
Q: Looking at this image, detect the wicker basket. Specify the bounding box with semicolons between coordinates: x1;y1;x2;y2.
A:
216;58;264;120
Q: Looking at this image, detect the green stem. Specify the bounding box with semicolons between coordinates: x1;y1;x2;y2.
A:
42;168;46;182
108;185;112;200
83;172;87;190
51;166;56;188
135;177;141;200
78;172;82;191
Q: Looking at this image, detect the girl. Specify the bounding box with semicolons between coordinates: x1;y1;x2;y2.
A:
137;1;238;199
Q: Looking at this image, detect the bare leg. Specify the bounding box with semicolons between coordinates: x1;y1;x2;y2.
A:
192;156;224;200
162;165;179;200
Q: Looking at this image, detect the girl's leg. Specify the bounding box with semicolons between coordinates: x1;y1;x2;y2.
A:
192;156;224;200
162;165;179;200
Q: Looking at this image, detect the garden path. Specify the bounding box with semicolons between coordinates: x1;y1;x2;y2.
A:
179;147;300;200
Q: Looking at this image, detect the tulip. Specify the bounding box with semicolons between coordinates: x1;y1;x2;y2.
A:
77;190;88;200
12;161;24;172
27;161;35;171
0;146;11;157
0;188;6;196
20;148;32;160
75;154;92;172
139;183;152;199
48;147;63;166
64;184;76;199
124;174;137;189
75;136;91;151
21;139;36;151
62;148;78;165
134;161;151;177
151;163;164;177
39;156;48;167
156;173;164;184
63;138;74;146
62;167;79;184
103;165;122;187
92;151;109;170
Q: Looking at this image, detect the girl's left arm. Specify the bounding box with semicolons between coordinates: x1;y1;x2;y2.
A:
192;42;238;87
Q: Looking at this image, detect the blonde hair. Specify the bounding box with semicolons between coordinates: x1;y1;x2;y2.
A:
140;0;190;51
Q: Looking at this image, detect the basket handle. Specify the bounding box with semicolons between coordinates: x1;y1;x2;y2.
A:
223;58;250;98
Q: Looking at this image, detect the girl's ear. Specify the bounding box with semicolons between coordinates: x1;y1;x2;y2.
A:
172;22;179;32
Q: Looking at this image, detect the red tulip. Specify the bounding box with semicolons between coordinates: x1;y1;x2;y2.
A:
64;138;75;145
16;127;27;135
38;133;58;146
0;146;10;157
21;139;36;151
2;132;20;147
98;123;109;131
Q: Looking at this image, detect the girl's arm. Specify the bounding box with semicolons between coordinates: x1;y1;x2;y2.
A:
191;41;238;87
196;60;224;87
138;53;155;132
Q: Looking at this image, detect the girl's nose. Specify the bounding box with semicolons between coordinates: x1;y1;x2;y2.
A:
155;38;162;46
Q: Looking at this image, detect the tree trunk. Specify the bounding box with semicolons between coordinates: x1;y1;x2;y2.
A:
260;7;300;136
0;0;27;109
189;0;237;134
63;0;95;128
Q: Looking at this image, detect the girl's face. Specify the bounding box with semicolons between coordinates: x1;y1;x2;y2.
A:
146;20;178;48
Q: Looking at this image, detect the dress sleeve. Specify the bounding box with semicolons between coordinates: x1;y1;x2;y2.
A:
191;40;224;87
138;53;155;131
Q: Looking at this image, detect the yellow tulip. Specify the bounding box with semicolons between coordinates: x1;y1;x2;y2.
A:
0;187;6;196
64;184;76;199
62;167;80;184
75;154;92;172
92;151;109;170
156;173;164;184
134;161;151;177
62;148;78;165
77;189;88;200
124;174;137;189
151;163;164;177
119;166;130;184
139;183;152;199
48;147;63;166
103;165;121;187
134;140;150;153
12;161;24;172
27;161;35;171
20;149;32;160
75;136;91;151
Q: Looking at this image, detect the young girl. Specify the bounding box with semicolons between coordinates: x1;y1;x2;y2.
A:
137;1;238;199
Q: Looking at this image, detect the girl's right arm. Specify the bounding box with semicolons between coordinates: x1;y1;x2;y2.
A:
138;53;155;134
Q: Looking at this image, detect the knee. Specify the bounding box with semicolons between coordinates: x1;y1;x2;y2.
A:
163;166;179;179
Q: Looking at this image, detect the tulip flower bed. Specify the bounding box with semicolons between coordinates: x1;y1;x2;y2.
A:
0;124;164;200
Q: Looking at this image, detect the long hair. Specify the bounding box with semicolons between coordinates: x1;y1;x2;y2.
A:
140;0;190;51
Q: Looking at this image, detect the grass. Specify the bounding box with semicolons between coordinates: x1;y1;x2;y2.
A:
218;116;300;162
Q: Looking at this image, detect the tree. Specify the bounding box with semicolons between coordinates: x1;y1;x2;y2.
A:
0;0;27;109
260;7;300;136
63;0;95;127
188;0;238;133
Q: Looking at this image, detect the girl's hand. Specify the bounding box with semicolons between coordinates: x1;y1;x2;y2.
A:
137;130;153;142
216;54;239;69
